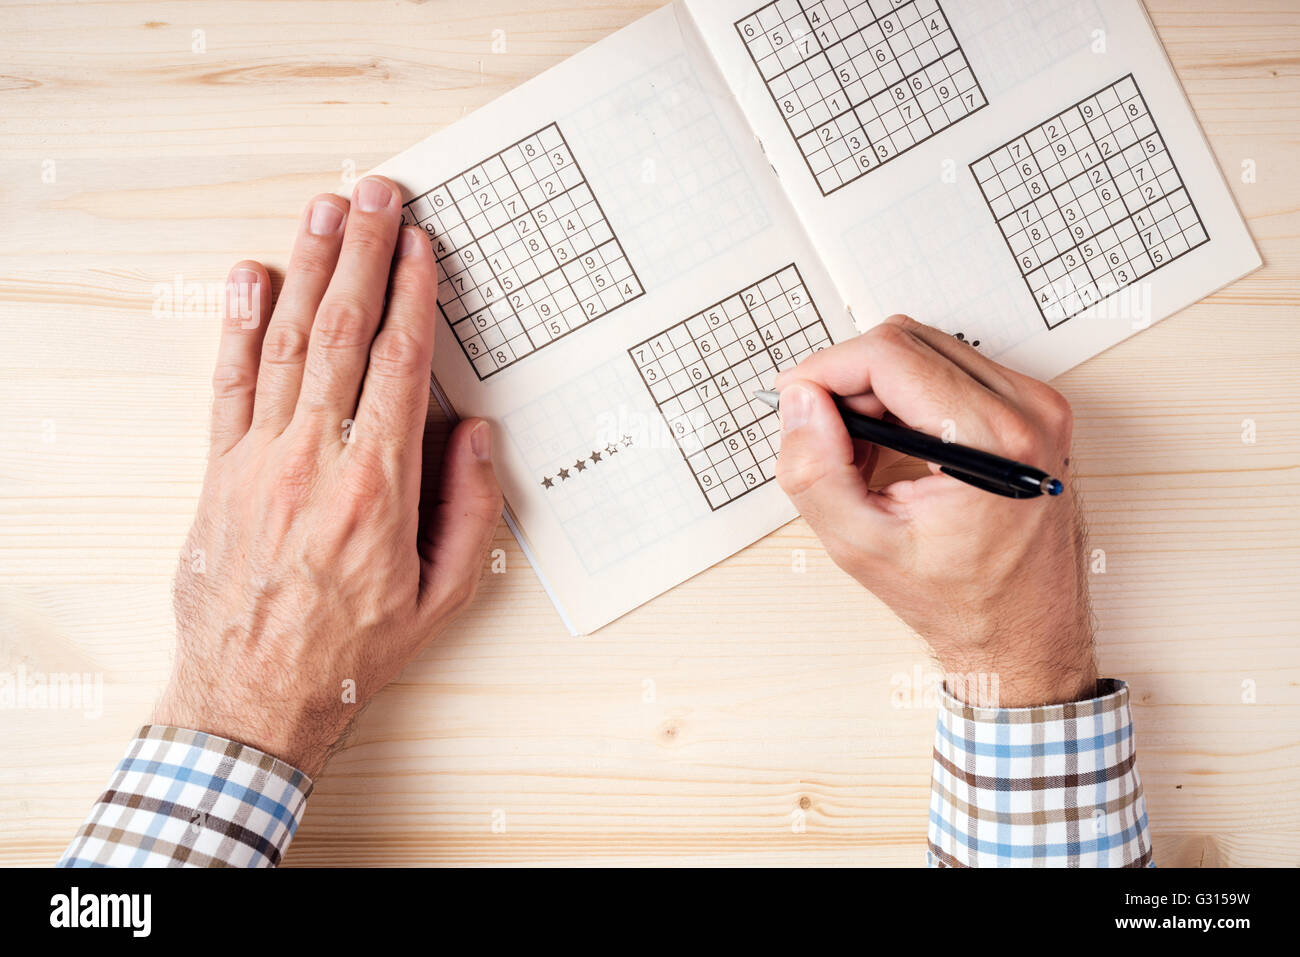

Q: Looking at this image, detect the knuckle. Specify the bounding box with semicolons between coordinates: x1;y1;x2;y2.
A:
211;362;255;399
882;312;918;332
470;487;506;527
354;568;418;630
260;322;310;368
434;573;478;614
367;326;430;381
341;450;393;501
313;297;375;351
390;260;434;303
292;240;337;280
864;319;915;354
991;410;1041;461
1036;384;1075;433
273;448;319;510
346;225;397;260
775;449;826;500
821;535;857;572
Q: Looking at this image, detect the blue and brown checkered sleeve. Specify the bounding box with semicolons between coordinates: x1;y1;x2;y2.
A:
927;678;1153;867
58;725;312;868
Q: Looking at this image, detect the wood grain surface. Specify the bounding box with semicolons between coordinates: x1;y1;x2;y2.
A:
0;0;1296;866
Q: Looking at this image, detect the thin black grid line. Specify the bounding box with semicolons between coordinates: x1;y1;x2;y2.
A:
799;42;970;172
979;117;1133;223
735;0;986;197
712;323;777;492
974;74;1141;207
449;230;610;354
438;176;590;273
700;349;773;495
980;86;1167;278
1013;117;1186;281
406;123;555;209
1013;128;1092;282
627;263;828;511
1028;94;1139;282
419;135;599;367
478;141;558;305
565;239;605;328
980;92;1145;209
405;122;645;380
754;0;918;87
969;74;1212;330
796;0;878;167
801;44;960;164
430;158;596;337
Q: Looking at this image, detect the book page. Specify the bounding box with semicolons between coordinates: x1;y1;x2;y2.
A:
684;0;1260;380
367;5;855;634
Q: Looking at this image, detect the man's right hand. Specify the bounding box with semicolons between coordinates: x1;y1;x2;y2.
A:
774;315;1096;708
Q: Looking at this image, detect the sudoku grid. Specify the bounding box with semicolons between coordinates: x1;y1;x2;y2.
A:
736;0;986;196
843;180;1033;356
628;264;832;510
402;123;645;379
971;74;1209;329
959;0;1101;96
503;358;703;574
565;56;770;287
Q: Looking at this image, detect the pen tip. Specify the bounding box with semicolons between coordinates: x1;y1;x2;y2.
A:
754;389;780;411
1044;478;1063;496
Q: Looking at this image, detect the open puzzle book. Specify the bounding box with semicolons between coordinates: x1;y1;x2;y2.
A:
369;0;1260;634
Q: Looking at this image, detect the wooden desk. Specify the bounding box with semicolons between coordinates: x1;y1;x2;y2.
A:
1;0;1296;866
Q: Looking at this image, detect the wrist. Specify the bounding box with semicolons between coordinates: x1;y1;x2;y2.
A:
935;623;1097;709
941;664;1098;708
153;679;345;777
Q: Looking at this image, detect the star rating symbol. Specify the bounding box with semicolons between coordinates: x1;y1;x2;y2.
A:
540;442;632;489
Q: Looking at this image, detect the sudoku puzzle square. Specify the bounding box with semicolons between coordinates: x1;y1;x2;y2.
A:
971;74;1210;328
736;0;986;196
403;123;645;379
628;264;832;510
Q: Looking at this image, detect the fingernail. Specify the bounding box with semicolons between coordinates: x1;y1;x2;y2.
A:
470;421;491;462
780;384;811;431
397;227;423;257
227;267;262;329
230;266;259;287
309;200;344;236
355;178;392;213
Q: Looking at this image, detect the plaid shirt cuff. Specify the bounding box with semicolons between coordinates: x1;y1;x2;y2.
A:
58;725;312;868
927;678;1152;867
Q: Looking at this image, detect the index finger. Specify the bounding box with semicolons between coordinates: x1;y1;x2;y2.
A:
775;322;1012;449
349;226;438;475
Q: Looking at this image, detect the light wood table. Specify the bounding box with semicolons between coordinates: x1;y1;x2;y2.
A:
1;0;1296;867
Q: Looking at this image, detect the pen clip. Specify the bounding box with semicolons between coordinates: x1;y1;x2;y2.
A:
939;466;1037;499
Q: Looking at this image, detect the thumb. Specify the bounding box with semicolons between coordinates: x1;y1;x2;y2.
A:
775;381;899;556
419;417;504;616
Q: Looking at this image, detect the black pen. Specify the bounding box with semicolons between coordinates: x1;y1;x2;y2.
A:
753;390;1063;499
